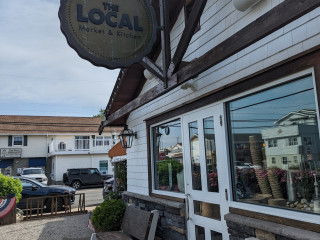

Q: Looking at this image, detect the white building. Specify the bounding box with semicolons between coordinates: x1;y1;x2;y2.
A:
95;0;320;239
262;109;320;169
0;115;120;184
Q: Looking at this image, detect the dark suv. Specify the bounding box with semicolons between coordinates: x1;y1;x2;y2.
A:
63;168;109;189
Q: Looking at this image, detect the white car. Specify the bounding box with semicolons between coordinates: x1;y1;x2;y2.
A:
20;168;48;185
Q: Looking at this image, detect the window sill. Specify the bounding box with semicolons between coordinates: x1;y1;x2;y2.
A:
124;191;185;207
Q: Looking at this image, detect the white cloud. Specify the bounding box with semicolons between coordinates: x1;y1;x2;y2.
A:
0;0;119;116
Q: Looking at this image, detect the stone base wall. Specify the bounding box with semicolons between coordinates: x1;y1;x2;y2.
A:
225;213;320;240
123;192;186;240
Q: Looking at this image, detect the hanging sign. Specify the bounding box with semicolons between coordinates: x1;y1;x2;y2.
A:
59;0;157;69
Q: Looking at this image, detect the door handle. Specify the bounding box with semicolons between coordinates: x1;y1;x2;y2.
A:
185;196;190;221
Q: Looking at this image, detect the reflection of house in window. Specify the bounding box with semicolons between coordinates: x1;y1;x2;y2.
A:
268;139;278;147
282;157;288;164
289;137;298;146
262;109;320;169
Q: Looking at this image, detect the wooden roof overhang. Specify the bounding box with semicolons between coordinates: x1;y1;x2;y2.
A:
99;0;320;133
100;0;187;129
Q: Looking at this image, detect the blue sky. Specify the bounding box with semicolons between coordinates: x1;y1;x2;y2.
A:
0;0;119;117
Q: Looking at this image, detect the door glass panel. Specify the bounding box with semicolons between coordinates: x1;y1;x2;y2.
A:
211;231;222;240
189;121;202;190
204;117;219;192
195;225;205;240
194;200;221;220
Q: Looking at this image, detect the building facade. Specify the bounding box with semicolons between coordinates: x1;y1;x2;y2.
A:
0;115;120;184
100;0;320;239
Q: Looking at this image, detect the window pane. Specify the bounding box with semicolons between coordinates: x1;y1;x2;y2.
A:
195;225;205;240
13;136;23;145
194;200;221;220
152;119;184;193
75;136;90;150
204;117;219;192
189;121;202;190
228;76;320;214
211;231;222;240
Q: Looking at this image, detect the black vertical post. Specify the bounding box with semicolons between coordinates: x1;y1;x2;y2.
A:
160;0;171;87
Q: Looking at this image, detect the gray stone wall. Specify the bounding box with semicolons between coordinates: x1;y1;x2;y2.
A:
225;213;320;240
123;192;186;240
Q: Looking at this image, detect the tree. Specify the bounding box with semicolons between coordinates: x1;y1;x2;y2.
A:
93;108;105;118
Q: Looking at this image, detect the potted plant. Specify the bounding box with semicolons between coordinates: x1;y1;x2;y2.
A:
0;174;23;225
295;170;315;201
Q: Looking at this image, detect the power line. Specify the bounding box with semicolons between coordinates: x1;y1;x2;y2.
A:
230;88;313;112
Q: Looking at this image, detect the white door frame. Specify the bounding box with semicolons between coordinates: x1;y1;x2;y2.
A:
182;103;230;240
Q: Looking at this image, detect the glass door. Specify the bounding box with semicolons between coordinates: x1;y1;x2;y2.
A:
182;104;229;240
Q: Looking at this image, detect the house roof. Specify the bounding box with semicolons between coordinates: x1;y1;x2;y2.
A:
275;109;316;125
0;115;118;134
108;141;126;157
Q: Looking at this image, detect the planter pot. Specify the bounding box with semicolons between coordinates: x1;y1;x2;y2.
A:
0;195;17;225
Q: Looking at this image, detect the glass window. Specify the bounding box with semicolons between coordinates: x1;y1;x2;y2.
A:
268;139;277;147
81;169;89;174
152;119;184;193
282;157;288;165
189;121;202;190
195;225;205;240
75;136;90;150
228;76;320;214
70;169;80;175
96;136;103;146
100;160;108;174
304;137;313;145
13;136;23;146
104;136;111;145
289;137;298;146
203;117;219;192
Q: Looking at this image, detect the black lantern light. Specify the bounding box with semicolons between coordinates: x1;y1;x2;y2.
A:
119;125;137;148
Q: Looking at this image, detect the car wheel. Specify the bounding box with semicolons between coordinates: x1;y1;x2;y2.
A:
45;197;63;212
72;180;81;189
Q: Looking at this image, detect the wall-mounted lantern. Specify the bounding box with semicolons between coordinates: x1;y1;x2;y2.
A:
119;125;137;148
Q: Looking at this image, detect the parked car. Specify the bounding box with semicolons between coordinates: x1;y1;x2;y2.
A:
63;168;110;189
19;167;48;185
15;177;76;211
102;178;114;198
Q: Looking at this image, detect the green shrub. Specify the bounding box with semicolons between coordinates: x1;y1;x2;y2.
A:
158;158;183;186
104;190;122;201
91;199;126;231
0;174;23;203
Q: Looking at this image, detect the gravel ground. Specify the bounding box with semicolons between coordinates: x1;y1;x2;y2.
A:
0;210;95;240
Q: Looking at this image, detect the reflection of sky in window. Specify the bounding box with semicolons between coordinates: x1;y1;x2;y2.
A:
229;76;316;133
158;120;182;149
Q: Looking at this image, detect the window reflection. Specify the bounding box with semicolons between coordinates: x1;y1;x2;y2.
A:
228;76;320;214
153;119;184;193
189;121;202;190
203;117;219;192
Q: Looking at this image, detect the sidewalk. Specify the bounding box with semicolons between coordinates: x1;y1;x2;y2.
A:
0;206;96;240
